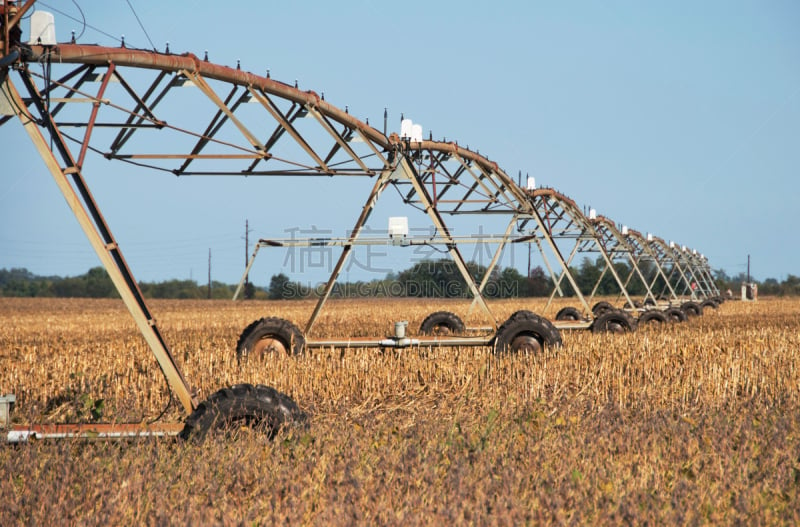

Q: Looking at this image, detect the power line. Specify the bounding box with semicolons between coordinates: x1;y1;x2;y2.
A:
38;1;155;49
38;1;107;43
124;0;156;50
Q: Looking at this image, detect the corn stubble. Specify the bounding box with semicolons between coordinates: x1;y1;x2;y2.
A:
1;297;799;524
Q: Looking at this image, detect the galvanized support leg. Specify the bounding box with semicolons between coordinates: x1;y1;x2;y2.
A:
592;237;636;309
467;216;518;316
540;228;589;314
400;158;498;328
534;236;564;297
543;240;581;313
670;256;695;298
646;249;679;302
683;255;708;299
233;244;262;300
661;263;679;297
699;261;718;296
588;262;609;303
692;258;714;298
4;74;197;414
625;254;658;305
304;167;395;336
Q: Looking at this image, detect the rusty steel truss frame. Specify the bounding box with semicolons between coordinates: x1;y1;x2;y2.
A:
0;31;547;437
646;236;718;300
1;8;718;438
584;215;667;308
585;216;718;308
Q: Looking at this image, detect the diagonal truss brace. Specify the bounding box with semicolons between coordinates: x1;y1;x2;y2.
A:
299;156;499;337
3;73;197;414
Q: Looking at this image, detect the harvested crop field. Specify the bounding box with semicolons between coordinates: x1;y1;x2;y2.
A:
1;296;799;525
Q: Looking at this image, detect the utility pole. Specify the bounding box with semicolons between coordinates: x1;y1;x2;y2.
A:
243;219;253;296
527;242;531;279
747;254;751;284
207;248;211;299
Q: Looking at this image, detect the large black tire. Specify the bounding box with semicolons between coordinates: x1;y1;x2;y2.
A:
592;301;615;316
664;307;687;323
680;301;703;318
419;311;465;336
507;309;537;321
180;383;305;443
591;309;637;334
638;310;667;325
555;306;582;322
236;317;305;361
700;298;719;310
491;311;562;354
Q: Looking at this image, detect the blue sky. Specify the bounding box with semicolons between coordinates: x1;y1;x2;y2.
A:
1;0;798;286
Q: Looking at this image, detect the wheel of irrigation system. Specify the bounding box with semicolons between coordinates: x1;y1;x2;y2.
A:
644;298;657;307
507;309;537;320
638;310;668;326
180;384;305;443
592;301;615;316
701;298;719;310
664;307;688;323
555;306;582;322
492;311;562;354
590;309;638;334
236;317;305;361
419;311;466;335
680;301;703;318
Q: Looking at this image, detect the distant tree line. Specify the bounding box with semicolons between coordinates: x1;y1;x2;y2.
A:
0;267;236;299
712;269;800;297
266;259;549;300
2;260;798;299
265;258;800;300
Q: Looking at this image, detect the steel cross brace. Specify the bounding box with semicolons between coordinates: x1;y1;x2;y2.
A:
303;166;395;336
401;157;497;327
523;208;592;315
573;230;635;310
685;251;717;298
540;233;586;314
637;236;679;301
584;222;656;307
668;247;701;299
3;71;197;414
650;239;694;300
466;215;519;316
628;233;679;302
615;251;659;306
301;156;498;337
523;192;630;315
232;228;534;302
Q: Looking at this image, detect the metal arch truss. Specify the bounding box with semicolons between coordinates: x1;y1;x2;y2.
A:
586;216;665;307
0;41;538;407
1;44;533;212
646;236;719;300
514;188;634;315
498;188;719;317
2;35;721;416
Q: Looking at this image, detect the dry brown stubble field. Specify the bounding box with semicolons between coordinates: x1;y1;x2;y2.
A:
1;296;799;525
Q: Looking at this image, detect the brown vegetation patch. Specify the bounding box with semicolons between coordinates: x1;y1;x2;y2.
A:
1;297;799;524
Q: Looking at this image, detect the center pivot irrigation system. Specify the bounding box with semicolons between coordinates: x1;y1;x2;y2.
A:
1;3;723;442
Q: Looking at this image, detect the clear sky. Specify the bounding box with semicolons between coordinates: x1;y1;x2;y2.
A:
1;0;798;287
